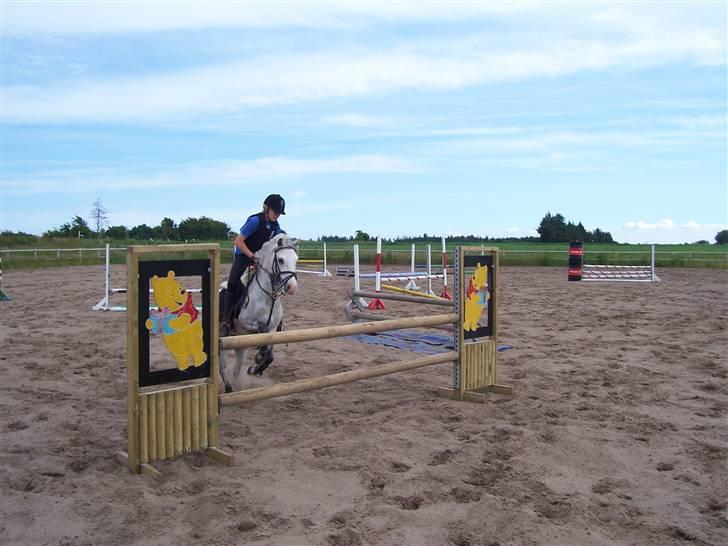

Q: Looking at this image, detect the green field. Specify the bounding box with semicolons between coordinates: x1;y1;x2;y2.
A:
1;235;725;270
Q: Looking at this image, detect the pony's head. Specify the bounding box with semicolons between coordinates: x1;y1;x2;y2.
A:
259;233;299;295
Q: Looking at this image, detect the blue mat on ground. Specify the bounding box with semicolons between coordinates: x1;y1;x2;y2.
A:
344;330;513;355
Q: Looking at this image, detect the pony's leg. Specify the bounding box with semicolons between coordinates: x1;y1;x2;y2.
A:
249;345;274;375
219;349;234;393
233;348;246;384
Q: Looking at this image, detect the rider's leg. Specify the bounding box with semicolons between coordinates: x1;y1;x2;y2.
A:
222;254;251;330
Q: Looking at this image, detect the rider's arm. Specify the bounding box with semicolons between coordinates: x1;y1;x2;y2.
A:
233;234;255;259
235;216;260;259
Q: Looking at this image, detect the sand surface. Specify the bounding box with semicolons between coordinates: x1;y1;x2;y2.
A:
1;263;727;546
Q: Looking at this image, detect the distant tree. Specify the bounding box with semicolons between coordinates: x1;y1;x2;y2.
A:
177;216;230;240
90;199;108;237
154;217;177;240
44;215;93;238
537;212;614;243
354;230;371;241
129;224;154;239
106;225;129;239
716;230;728;245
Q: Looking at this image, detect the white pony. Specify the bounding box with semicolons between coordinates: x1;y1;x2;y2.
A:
220;233;299;392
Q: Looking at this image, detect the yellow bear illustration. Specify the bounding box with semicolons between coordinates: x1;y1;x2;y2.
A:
145;271;206;371
463;262;490;334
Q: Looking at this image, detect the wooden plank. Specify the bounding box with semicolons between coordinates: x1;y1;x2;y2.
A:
183;388;192;454
436;387;486;403
139;395;148;464
141;463;163;482
220;351;457;406
148;393;157;462
156;393;166;460
191;385;200;451
165;390;174;457
129;243;219;255
352;290;455;307
206;447;234;466
199;383;208;449
221;313;458;350
486;384;514;395
126;249;140;473
174;390;183;456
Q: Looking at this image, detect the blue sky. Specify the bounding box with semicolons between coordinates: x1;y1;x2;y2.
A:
1;1;726;243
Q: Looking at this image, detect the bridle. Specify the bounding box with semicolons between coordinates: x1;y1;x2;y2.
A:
251;244;298;327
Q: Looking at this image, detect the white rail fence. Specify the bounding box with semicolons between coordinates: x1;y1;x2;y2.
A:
0;246;726;267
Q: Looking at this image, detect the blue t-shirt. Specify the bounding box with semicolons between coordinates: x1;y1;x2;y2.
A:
234;215;283;255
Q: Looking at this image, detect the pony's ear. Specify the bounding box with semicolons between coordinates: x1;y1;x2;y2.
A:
277;237;284;247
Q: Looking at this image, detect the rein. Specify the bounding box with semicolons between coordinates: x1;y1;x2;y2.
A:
250;244;298;328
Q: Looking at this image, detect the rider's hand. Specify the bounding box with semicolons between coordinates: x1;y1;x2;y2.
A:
250;254;259;267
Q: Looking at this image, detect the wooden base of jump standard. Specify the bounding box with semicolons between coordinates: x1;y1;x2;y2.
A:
437;384;513;403
116;447;233;481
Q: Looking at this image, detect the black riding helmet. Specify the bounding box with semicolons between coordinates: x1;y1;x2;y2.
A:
264;194;286;215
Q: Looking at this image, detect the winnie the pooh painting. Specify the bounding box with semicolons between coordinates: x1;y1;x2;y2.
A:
463;262;490;336
145;271;206;370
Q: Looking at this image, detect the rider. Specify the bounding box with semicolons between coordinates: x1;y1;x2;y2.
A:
220;194;286;336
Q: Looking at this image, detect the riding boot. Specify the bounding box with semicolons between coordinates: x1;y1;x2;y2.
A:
220;289;237;337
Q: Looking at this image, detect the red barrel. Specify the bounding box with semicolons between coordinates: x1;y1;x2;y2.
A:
568;241;583;281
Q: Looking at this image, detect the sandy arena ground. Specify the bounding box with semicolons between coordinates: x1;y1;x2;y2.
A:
1;262;727;546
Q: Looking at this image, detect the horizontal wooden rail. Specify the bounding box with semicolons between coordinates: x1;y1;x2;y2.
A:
220;313;457;350
352;290;455;308
220;351;458;406
347;310;454;332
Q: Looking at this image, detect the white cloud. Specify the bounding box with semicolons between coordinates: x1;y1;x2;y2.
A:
2;155;420;195
617;218;728;243
624;219;676;230
2;3;724;124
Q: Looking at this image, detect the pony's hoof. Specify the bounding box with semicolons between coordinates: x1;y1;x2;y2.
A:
224;383;233;393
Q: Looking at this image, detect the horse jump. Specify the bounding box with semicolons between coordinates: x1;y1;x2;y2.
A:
119;244;511;478
569;241;660;282
92;243;203;312
354;236;451;309
296;242;332;277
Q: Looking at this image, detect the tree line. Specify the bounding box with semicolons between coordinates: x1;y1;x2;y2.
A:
7;200;728;245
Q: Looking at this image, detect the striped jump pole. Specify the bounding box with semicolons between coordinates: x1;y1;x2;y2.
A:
367;236;386;310
440;236;452;300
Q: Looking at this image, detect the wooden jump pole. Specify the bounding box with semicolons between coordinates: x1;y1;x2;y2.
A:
220;351;458;406
353;289;455;308
347;309;454;332
381;283;447;301
221;312;457;350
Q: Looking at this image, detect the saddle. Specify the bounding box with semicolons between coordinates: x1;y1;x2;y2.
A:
233;268;254;318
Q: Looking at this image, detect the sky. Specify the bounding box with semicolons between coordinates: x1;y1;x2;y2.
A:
1;1;726;243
